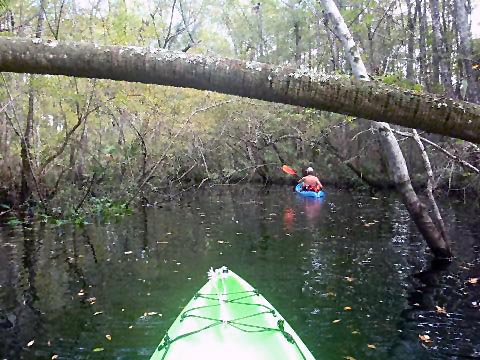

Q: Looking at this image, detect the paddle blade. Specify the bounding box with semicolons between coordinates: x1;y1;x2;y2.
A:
282;165;297;176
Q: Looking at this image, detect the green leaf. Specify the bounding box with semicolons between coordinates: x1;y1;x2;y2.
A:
363;13;374;26
7;217;22;226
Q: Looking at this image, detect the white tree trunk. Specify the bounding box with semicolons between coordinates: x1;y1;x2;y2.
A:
429;0;454;97
319;0;451;258
455;0;479;103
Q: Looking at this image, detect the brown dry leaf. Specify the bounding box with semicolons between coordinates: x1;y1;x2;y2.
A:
419;334;433;343
344;306;352;311
467;277;478;284
435;306;447;314
27;340;35;347
106;334;112;341
367;344;376;349
332;319;341;323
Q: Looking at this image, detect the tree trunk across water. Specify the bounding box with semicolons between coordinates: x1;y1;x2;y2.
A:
0;37;479;143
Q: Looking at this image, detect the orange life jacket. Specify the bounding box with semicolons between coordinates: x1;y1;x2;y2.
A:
302;184;322;192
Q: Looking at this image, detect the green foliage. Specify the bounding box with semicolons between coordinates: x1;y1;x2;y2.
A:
0;0;9;10
1;0;478;215
6;216;22;226
378;73;423;92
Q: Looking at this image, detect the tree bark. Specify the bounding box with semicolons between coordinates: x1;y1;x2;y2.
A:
405;0;416;82
19;86;34;205
429;0;454;97
455;0;479;103
412;129;448;240
416;0;429;91
294;21;301;65
0;37;480;143
19;0;46;206
319;0;452;259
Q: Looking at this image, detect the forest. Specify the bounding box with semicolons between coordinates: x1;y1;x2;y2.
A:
1;1;480;360
0;0;479;248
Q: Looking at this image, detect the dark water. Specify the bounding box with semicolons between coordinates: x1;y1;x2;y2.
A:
1;186;479;360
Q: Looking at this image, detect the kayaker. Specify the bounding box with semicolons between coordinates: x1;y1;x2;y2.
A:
298;167;323;192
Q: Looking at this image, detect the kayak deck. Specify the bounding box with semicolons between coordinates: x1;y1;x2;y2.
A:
150;267;315;360
295;184;325;198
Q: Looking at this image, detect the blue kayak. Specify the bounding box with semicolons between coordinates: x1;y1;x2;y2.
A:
295;183;325;198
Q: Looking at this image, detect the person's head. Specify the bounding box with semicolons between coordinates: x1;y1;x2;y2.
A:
306;166;314;175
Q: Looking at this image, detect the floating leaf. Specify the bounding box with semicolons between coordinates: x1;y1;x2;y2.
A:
367;344;376;349
144;311;162;317
345;277;354;282
435;306;446;314
419;334;433;343
78;290;85;296
27;340;35;347
344;306;352;311
467;277;478;284
105;334;112;341
93;347;104;352
332;319;341;323
344;357;357;360
51;355;58;360
93;311;103;316
352;330;360;335
128;325;133;329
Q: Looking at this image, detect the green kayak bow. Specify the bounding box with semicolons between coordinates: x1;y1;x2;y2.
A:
149;266;315;360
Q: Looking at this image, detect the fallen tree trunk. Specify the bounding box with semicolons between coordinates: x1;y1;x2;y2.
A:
0;37;479;143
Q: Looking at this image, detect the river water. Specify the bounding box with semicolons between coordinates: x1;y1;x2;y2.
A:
1;186;479;359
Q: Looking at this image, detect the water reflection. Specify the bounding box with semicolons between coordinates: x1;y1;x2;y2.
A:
0;186;479;359
283;197;324;232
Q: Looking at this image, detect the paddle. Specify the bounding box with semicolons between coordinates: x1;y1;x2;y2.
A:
282;164;298;176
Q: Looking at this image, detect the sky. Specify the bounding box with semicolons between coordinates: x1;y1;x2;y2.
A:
473;1;480;38
76;0;480;39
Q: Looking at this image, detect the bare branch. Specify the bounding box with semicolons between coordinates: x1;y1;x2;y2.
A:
391;128;479;174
